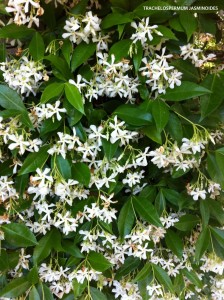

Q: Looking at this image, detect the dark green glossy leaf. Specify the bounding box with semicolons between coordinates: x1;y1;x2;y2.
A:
0;250;9;272
0;24;35;39
64;82;84;114
0;277;31;298
44;55;71;80
71;42;96;72
90;287;107;300
109;39;132;61
118;199;135;239
102;139;119;160
72;162;91;186
179;12;197;41
114;105;152;126
152;99;169;132
163;81;211;101
115;257;141;280
152;263;174;293
40;82;64;104
101;13;133;29
174;214;200;231
132;196;163;227
29;286;40;300
195;226;210;261
133;263;152;282
33;229;55;264
181;268;203;288
72;279;87;298
18;145;50;175
165;229;183;259
56;155;71;180
2;223;37;247
88;251;112;272
29;32;45;61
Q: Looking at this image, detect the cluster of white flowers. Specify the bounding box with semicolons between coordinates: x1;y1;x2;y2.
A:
187;181;221;201
62;11;102;45
0;57;48;96
5;0;44;27
0;176;18;203
140;47;182;95
180;43;216;67
70;52;139;103
130;17;163;46
33;100;67;124
112;280;142;299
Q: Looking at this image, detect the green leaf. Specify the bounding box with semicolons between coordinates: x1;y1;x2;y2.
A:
166;113;183;143
155;189;166;215
169;15;185;32
207;199;224;225
210;227;224;249
40;118;62;136
88;251;112;272
72;279;87;298
29;286;40;300
133;263;152;282
0;24;35;39
200;73;224;120
102;139;119;160
44;55;71;80
207;153;224;188
0;249;9;272
29;32;45;61
2;223;37;247
61;39;73;66
132;196;163;227
133;41;143;73
163;81;211;101
18;145;50;175
109;39;132;61
157;25;178;40
165;229;183;259
0;277;31;298
174;214;200;231
143;125;162;144
37;283;54;300
90;287;107;300
15;173;28;196
72;162;91;186
33;229;55;264
181;269;203;289
55;155;71;180
118;199;135;239
64;82;84;114
115;257;141;280
71;0;89;15
62;240;84;258
27;266;39;285
200;200;210;227
71;42;96;72
171;59;199;83
179;12;197;41
152;263;174;293
195;227;210;261
0;84;26;112
152;99;169;132
40;82;64;103
114;105;152;126
101;13;133;29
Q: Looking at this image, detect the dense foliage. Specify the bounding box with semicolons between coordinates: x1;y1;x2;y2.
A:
0;0;224;299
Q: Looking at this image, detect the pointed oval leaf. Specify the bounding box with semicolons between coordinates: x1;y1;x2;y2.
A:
29;32;45;61
65;82;84;114
152;99;169;132
18;145;50;175
195;227;210;261
0;277;31;298
90;287;107;300
72;162;90;186
165;229;183;259
174;214;200;231
71;42;96;72
29;286;41;300
2;223;37;247
118;199;135;239
152;263;174;293
163;81;211;101
132;196;163;227
88;251;112;272
40;82;64;103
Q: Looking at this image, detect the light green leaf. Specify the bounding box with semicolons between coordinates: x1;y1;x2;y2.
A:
0;84;26;111
71;42;96;72
72;162;91;186
0;277;31;298
132;196;163;227
72;279;87;298
2;223;37;247
64;82;84;114
29;32;45;61
118;199;135;239
40;82;64;103
18;145;50;175
165;229;183;259
88;251;112;272
163;81;211;101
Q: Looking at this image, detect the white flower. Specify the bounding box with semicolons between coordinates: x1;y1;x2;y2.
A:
190;188;207;201
8;134;30;155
